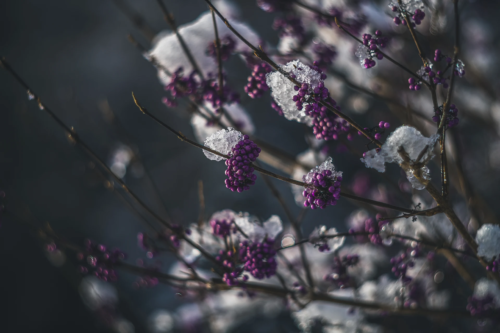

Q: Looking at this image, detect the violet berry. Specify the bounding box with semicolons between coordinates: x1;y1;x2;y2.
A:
302;157;342;210
224;135;261;192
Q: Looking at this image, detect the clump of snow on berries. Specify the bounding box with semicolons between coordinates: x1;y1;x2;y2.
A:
150;12;260;82
474;278;500;305
389;0;425;26
291;148;328;207
476;224;500;261
266;59;324;124
203;127;243;161
302;157;343;209
234;214;283;243
361;126;439;173
309;226;345;253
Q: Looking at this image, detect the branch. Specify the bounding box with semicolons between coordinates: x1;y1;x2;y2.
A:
203;0;382;147
210;9;224;114
155;0;205;79
398;0;427;65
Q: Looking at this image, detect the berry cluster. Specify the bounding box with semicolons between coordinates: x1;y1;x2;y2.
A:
201;77;240;111
210;218;234;237
206;35;236;61
239;238;278;279
432;104;459;128
303;169;342;210
390;1;425;27
134;261;160;288
224;135;260;192
77;240;126;282
273;16;306;42
311;43;337;70
467;295;497;317
364;218;389;245
433;49;451;64
355;31;387;69
216;249;246;286
390;246;422;284
404;282;425;308
324;255;359;289
293;80;328;111
245;63;272;99
310;98;350;141
163;68;199;107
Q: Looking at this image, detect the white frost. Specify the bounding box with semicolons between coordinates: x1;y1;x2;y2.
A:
474;278;500;306
360;126;438;189
203;127;243;161
150;12;259;83
234;213;283;242
304;156;342;184
309;226;345;253
266;59;324;124
476;224;500;260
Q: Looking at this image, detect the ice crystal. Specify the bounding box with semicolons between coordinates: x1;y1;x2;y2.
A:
309;226;345;253
354;44;370;66
266;59;324;124
303;157;342;184
360;126;439;188
389;0;424;14
476;224;500;260
474;278;500;306
234;213;283;242
203;127;243;161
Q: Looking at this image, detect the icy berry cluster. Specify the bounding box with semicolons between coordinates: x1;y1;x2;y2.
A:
162;68;199;107
432;104;459;128
354;31;387;69
273;16;306;42
293;80;328;112
467;295;497;317
390;0;425;27
311;43;337;70
206;35;236;61
245;63;272;99
239;238;277;279
324;255;359;289
77;240;126;282
303;158;342;210
256;0;292;13
224;135;260;192
210;218;234;237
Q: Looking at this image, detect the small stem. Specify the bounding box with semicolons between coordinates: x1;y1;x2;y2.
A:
210;9;224;114
203;0;382;147
156;0;205;79
334;18;429;87
398;0;427;65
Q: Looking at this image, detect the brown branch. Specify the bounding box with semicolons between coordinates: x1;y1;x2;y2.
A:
398;0;427;65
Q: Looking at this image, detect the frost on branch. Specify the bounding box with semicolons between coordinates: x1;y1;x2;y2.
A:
266;59;324;124
234;213;283;242
203;128;243;161
309;226;345;253
360;126;438;189
476;224;500;260
150;12;259;82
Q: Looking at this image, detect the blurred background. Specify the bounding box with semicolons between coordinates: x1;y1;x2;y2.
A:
1;0;500;332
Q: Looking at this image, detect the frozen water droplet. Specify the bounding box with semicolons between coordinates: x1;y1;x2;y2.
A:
281;234;295;248
38;102;45;110
27;90;35;100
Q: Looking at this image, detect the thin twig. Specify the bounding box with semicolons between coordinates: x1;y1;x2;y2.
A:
398;0;427;65
210;9;224;114
155;0;204;79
